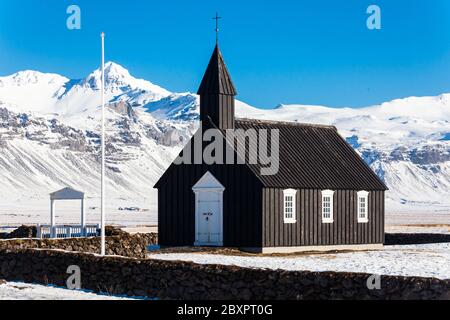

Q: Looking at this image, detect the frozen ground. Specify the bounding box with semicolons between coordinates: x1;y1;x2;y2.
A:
386;211;450;226
0;282;134;300
1;207;449;230
386;224;450;234
148;243;450;280
0;198;157;227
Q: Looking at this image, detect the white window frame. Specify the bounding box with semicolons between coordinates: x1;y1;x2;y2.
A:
321;190;335;223
357;191;369;223
283;189;297;224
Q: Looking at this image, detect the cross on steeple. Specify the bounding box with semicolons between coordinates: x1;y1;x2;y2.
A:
213;12;222;44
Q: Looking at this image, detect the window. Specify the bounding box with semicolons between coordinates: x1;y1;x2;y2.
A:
283;189;297;223
357;191;369;223
322;190;335;223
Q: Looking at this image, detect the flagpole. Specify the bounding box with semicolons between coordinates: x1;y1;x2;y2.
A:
100;32;106;256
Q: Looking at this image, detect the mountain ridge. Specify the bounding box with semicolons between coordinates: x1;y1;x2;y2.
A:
0;62;449;221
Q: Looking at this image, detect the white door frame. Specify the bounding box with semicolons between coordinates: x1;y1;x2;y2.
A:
192;172;225;247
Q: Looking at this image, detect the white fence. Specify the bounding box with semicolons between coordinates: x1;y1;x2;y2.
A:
36;224;99;239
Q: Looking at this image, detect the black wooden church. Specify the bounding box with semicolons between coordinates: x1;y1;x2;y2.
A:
154;44;388;253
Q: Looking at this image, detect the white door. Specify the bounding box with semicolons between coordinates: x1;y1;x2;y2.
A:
193;172;224;247
197;192;222;245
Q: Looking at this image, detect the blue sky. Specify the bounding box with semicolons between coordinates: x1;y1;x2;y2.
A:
0;0;449;109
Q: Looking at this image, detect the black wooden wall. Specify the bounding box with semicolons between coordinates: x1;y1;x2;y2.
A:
261;189;385;247
157;162;263;247
200;95;235;130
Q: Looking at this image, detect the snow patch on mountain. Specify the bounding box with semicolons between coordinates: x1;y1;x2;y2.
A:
142;93;199;121
0;71;69;114
80;62;170;96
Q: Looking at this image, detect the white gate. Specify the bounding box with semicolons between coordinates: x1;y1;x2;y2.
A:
36;224;99;239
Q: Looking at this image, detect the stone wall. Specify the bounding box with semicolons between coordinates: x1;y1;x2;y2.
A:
385;233;450;245
0;226;37;239
0;248;448;300
0;233;157;259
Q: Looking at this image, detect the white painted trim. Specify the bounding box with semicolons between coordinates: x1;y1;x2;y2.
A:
283;189;297;224
81;198;86;236
50;199;55;238
193;172;224;247
241;244;384;254
194;191;199;245
321;190;335;223
49;195;86;238
357;191;369;223
50;187;84;200
192;171;225;191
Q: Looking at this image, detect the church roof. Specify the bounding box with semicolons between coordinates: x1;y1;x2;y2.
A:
234;118;388;191
197;45;237;96
155;118;388;191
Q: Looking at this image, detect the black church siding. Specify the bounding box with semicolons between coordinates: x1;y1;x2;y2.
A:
200;95;235;130
261;188;385;247
157;163;263;247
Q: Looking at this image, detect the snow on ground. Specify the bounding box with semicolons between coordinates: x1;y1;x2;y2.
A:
1;204;448;230
386;212;450;226
0;282;134;300
0;198;157;227
386;224;450;234
148;243;450;280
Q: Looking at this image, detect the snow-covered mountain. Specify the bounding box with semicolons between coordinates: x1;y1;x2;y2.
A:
0;62;449;225
235;98;450;212
0;63;195;224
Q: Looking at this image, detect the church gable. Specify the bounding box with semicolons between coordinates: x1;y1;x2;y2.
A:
154;126;263;189
192;171;225;191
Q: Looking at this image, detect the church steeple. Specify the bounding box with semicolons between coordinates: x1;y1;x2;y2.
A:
198;44;237;129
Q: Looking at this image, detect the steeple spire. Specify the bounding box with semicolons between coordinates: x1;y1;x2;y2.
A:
197;45;237;129
197;45;237;96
